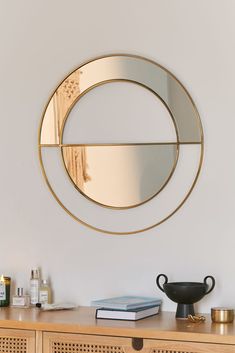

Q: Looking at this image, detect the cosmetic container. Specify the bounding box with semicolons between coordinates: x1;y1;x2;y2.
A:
211;307;234;323
12;288;30;308
30;268;40;305
39;279;52;304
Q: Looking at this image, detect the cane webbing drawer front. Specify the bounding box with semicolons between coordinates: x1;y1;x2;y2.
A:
0;328;35;353
43;333;235;353
146;339;235;353
43;332;131;353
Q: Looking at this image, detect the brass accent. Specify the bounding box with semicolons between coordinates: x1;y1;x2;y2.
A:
188;314;206;323
211;308;234;323
61;142;179;146
38;54;204;235
40;142;201;147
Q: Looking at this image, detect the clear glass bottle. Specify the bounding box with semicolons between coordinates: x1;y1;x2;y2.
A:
30;268;40;305
39;279;52;304
12;288;30;308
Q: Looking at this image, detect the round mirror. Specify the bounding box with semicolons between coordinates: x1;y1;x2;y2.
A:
39;55;203;234
61;81;179;208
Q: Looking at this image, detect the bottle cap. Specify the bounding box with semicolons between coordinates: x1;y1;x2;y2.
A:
31;269;39;279
17;288;24;296
41;279;48;285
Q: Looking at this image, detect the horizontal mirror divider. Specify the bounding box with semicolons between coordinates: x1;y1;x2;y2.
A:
180;142;202;145
61;142;178;146
39;144;60;147
39;142;202;147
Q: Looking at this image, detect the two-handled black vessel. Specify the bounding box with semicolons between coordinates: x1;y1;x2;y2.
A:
156;274;215;319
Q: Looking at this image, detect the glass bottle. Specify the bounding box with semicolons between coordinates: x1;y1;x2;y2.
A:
39;279;52;304
12;288;30;308
30;268;40;305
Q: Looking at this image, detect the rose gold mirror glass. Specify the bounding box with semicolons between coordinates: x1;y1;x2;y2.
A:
62;145;178;208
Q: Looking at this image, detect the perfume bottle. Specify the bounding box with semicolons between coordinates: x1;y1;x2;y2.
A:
39;279;52;304
30;268;40;305
12;288;30;308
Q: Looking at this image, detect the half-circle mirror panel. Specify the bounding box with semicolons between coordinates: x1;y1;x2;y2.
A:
39;54;203;234
62;144;178;208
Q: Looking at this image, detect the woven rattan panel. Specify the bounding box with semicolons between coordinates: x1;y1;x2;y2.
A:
151;349;196;353
51;342;125;353
0;336;27;353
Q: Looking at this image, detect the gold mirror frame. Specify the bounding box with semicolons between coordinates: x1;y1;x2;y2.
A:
38;54;203;235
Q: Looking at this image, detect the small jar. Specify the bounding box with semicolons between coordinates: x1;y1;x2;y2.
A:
12;288;30;308
0;276;11;307
211;307;234;323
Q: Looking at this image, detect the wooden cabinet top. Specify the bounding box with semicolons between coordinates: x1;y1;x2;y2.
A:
0;307;234;345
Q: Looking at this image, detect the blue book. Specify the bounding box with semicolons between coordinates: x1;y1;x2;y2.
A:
91;296;161;310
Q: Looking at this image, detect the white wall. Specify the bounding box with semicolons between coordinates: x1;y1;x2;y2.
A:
0;0;235;313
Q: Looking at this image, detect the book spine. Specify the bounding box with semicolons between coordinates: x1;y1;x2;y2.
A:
95;308;99;319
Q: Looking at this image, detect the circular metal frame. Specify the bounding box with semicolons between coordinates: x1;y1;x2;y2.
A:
38;54;204;235
60;80;180;209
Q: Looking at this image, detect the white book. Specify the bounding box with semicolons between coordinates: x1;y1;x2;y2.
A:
96;305;160;321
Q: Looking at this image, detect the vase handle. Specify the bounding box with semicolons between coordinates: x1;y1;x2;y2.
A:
204;275;215;295
156;274;168;293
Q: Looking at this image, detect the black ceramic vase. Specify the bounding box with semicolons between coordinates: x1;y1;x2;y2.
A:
156;274;215;319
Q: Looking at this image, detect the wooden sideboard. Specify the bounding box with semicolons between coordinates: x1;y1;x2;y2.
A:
0;307;234;353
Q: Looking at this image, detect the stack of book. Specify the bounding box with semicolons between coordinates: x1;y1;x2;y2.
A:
91;296;161;321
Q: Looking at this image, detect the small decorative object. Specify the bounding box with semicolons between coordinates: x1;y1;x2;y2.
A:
188;314;206;323
156;273;215;319
39;279;52;304
0;275;11;307
211;307;234;323
12;288;30;308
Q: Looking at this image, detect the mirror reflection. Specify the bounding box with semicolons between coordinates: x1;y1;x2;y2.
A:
62;81;177;144
62;144;178;208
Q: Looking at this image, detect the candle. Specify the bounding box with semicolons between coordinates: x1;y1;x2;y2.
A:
0;275;11;307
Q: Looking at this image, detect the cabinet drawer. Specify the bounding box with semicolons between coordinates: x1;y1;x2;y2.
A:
43;332;133;353
0;328;35;353
43;332;235;353
145;338;235;353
